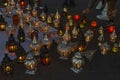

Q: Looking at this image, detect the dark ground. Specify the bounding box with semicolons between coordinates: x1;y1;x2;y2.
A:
0;0;120;80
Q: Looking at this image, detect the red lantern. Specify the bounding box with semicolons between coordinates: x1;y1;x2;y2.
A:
108;25;115;33
91;21;97;27
74;14;80;21
20;0;25;7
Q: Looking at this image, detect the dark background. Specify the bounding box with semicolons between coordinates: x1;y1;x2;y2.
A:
0;0;120;80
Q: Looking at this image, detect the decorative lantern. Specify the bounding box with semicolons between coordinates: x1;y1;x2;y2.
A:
30;36;40;56
26;3;32;11
40;23;50;33
108;25;115;33
16;43;26;63
0;14;6;31
19;17;25;29
47;15;52;24
32;7;38;17
99;42;110;55
57;42;72;59
84;29;94;43
112;43;119;53
98;34;104;46
16;6;23;16
31;29;38;41
72;26;79;38
12;14;20;26
53;18;60;27
40;34;52;49
58;29;63;36
78;34;87;52
40;11;46;21
62;5;68;16
10;0;16;8
74;14;80;22
55;10;60;19
71;52;85;73
110;30;117;42
17;26;25;43
6;34;18;53
1;54;13;75
69;19;73;27
20;0;25;7
81;16;87;24
24;11;31;23
24;53;37;75
40;45;51;65
99;26;104;34
6;24;16;35
33;17;41;28
91;20;97;27
62;26;71;42
2;0;8;7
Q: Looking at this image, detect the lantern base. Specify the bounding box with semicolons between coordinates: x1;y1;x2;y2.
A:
70;67;83;74
59;56;68;60
25;69;36;75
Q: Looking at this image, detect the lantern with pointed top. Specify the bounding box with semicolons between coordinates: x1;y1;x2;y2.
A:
40;34;52;49
99;26;104;34
24;11;31;23
19;17;25;29
32;7;38;17
98;34;104;46
69;19;73;27
26;3;32;11
99;42;110;55
55;10;60;19
112;43;119;53
16;43;26;63
62;5;68;16
72;26;79;38
17;26;25;43
1;54;13;75
84;29;93;43
47;15;52;24
71;52;85;74
0;13;6;31
40;45;51;65
30;36;40;56
6;34;18;53
110;30;117;42
31;29;38;41
53;18;60;27
40;11;46;21
24;53;37;75
10;0;16;8
62;26;71;42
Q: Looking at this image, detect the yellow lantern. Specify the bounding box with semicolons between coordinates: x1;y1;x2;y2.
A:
40;11;46;21
47;15;52;24
112;43;119;53
72;26;79;38
0;22;6;31
110;30;117;42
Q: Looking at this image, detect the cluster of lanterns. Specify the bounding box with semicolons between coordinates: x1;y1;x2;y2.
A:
0;0;120;76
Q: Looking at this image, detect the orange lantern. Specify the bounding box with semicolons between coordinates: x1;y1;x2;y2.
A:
91;21;97;27
20;0;25;7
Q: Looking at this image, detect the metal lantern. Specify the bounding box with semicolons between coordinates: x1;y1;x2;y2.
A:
16;6;23;16
72;26;79;38
55;11;60;19
40;34;52;49
24;11;31;23
0;14;6;31
26;3;32;11
24;53;37;75
19;17;25;29
112;43;119;53
40;45;51;65
40;23;50;33
84;29;93;43
47;15;52;24
53;18;60;27
110;30;117;42
30;36;40;56
99;26;104;34
57;41;72;59
69;19;73;27
79;23;85;29
17;26;25;43
99;42;110;55
40;11;46;21
62;26;71;42
33;17;41;28
1;54;13;75
32;7;38;17
16;43;26;63
71;52;85;73
6;34;18;53
31;29;38;41
97;34;104;46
